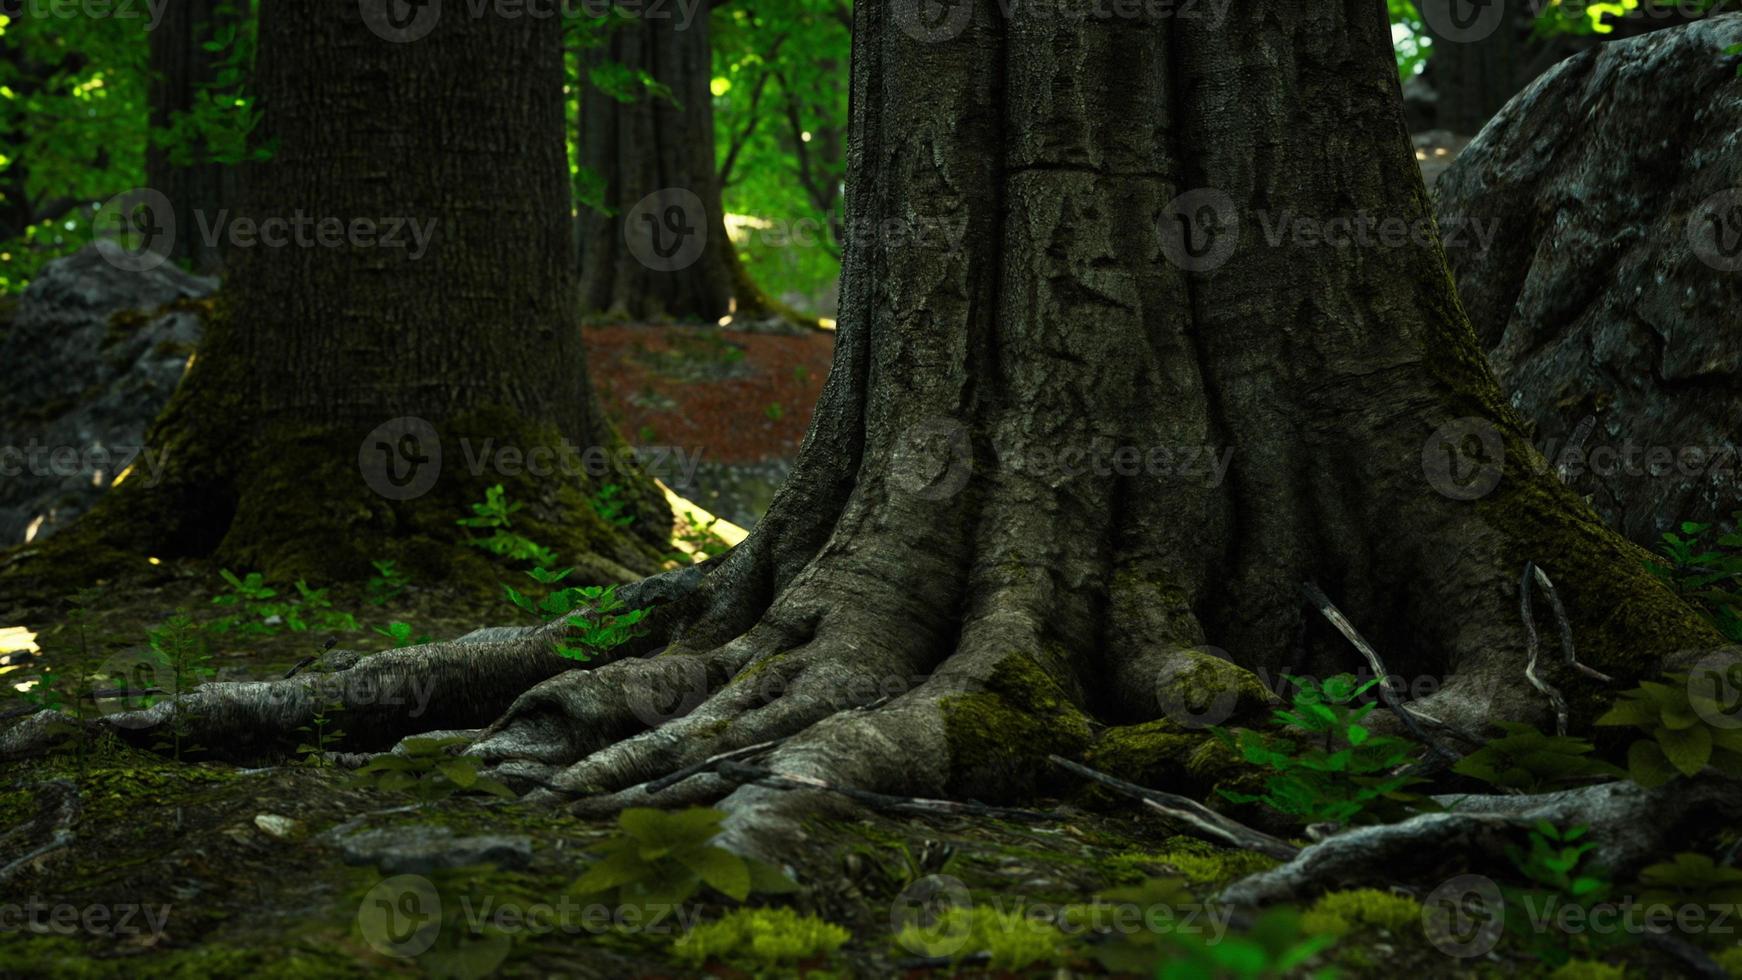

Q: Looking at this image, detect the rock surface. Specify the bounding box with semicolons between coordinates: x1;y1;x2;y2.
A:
1435;16;1742;543
331;824;533;875
0;241;216;546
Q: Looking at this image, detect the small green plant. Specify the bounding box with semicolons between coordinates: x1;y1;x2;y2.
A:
1646;515;1742;641
366;559;412;606
351;736;514;802
1501;821;1621;967
672;907;849;972
1062;876;1196;973
284;580;360;633
764;402;784;421
1215;674;1427;826
503;568;648;662
674;514;732;561
1156;906;1334;980
589;482;636;528
893;905;1067;971
1634;852;1742;913
457;484;558;565
295;699;347;767
20;588;109;778
1452;721;1624;793
210;568;280;635
372;621;430;649
1595;674;1742;788
569;807;795;915
148;612;217;761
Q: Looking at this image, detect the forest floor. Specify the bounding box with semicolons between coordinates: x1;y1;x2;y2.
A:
0;320;1731;978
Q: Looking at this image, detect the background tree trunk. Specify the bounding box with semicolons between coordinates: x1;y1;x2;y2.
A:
146;0;239;275
575;12;739;321
9;0;669;590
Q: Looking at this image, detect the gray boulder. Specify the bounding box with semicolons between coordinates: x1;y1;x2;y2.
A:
0;241;215;545
1435;16;1742;543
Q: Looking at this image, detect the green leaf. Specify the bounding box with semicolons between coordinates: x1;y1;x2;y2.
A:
673;845;751;901
1655;724;1714;777
1627;739;1679;789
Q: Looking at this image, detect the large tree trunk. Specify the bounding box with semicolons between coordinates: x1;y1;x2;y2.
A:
146;0;239;275
2;1;669;590
7;0;1719;861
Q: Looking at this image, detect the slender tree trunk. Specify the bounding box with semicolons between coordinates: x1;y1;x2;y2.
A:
576;11;739;320
9;0;669;589
147;0;239;274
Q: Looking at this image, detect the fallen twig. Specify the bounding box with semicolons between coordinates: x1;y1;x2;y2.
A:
1048;755;1299;861
1300;583;1462;761
1521;563;1613;736
713;760;1056;823
644;737;793;794
0;780;80;884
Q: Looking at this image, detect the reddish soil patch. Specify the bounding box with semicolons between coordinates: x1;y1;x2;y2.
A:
582;323;834;465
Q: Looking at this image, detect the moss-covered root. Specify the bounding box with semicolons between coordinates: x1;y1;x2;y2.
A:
1217;775;1742;907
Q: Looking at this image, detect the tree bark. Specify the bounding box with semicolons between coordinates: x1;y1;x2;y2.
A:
146;0;239;275
5;0;669;589
575;10;739;321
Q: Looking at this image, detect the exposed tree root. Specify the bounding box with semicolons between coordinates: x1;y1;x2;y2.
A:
1216;776;1742;906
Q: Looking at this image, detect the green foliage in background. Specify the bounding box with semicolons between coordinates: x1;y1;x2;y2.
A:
713;0;850;314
